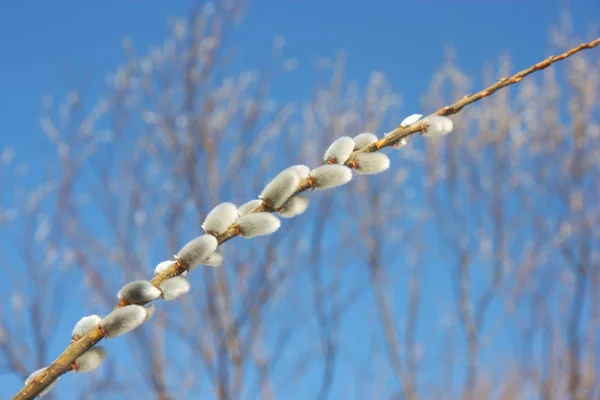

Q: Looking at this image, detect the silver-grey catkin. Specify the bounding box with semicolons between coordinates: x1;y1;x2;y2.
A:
234;213;281;238
25;368;59;397
202;202;238;235
72;315;102;340
201;252;223;267
176;234;218;269
159;276;191;300
259;169;299;209
354;152;390;175
310;165;353;190
100;305;147;338
154;260;187;276
284;164;311;180
400;113;423;127
391;135;412;149
143;304;156;323
353;133;378;150
117;280;161;305
237;199;263;216
278;196;310;218
421;116;453;136
324;136;355;164
74;347;107;373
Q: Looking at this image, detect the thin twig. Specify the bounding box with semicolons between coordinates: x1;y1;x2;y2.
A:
12;37;600;400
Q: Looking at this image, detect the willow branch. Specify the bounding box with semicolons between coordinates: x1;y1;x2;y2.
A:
12;36;600;400
359;37;600;153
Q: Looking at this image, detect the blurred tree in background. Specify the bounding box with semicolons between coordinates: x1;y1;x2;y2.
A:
1;3;599;399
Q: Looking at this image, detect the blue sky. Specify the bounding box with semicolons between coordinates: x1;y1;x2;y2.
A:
1;0;599;398
2;0;598;161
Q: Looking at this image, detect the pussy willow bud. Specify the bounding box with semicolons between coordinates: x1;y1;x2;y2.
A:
324;136;355;164
238;199;262;216
386;132;415;150
234;213;281;238
352;152;390;175
309;165;353;190
72;315;102;340
74;347;107;373
353;132;378;150
278;196;310;218
400;113;423;127
284;164;311;180
159;276;191;300
117;280;161;305
143;304;156;323
390;135;412;149
421;115;453;136
100;305;147;338
25;368;59;397
202;202;238;236
259;170;299;209
154;260;187;277
201;252;223;267
176;235;218;269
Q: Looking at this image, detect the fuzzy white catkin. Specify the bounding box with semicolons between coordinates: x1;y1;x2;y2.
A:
154;260;173;275
310;165;353;190
72;314;102;340
159;276;191;300
100;305;147;338
354;152;391;175
154;260;187;277
117;280;161;305
25;367;59;397
391;135;412;149
421;116;453;136
237;199;262;216
400;113;423;127
143;304;156;323
202;202;238;235
385;130;414;150
234;213;281;238
278;196;310;218
74;347;107;373
201;252;223;267
176;234;218;269
284;164;311;180
353;133;378;150
324;136;355;164
259;169;299;209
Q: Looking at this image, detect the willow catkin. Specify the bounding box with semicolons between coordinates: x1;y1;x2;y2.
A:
353;132;378;150
284;164;311;180
324;136;355;164
74;347;107;373
99;305;147;338
353;152;390;175
310;164;353;190
159;276;191;300
421;115;453;136
234;213;281;238
202;202;238;235
259;169;300;209
117;280;161;305
278;196;310;218
238;199;263;216
71;315;102;340
176;235;218;269
400;113;423;127
201;251;223;267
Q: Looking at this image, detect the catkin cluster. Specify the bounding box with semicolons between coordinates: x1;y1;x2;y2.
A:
24;113;453;397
